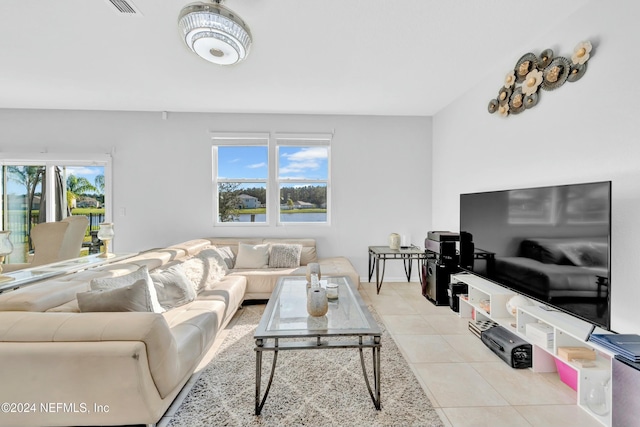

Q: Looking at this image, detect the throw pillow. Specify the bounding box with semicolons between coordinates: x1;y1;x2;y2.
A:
215;246;236;269
150;264;197;309
181;247;229;293
77;279;156;313
89;265;164;313
234;243;270;269
269;244;302;268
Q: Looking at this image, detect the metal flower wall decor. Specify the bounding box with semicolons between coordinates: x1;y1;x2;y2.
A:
488;41;592;117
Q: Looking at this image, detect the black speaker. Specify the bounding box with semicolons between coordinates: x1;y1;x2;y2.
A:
459;231;474;270
440;241;457;268
425;260;450;305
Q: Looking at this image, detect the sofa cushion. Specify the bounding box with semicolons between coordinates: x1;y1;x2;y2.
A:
151;265;197;309
77;279;159;313
234;243;270;269
90;265;164;313
268;244;302;268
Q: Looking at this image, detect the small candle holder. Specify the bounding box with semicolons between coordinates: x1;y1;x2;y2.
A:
97;223;115;258
326;282;339;300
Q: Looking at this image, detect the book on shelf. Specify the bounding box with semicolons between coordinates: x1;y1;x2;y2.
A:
589;334;640;362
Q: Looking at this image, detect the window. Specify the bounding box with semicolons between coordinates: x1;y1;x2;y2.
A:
212;132;331;226
1;154;112;263
213;134;269;225
277;135;330;224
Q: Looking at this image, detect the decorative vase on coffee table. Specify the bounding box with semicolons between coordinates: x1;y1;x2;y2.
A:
307;287;328;317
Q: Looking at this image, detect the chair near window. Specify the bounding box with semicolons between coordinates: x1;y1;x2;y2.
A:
2;216;89;272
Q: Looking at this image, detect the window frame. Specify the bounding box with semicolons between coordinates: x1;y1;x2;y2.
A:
0;152;113;228
211;132;332;227
211;133;270;227
275;133;331;226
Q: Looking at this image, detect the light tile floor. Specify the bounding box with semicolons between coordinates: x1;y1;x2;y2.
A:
159;280;605;427
359;281;604;427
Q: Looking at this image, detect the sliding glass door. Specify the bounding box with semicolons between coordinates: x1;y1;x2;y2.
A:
1;156;110;264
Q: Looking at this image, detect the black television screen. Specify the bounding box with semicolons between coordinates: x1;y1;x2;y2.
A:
460;181;611;330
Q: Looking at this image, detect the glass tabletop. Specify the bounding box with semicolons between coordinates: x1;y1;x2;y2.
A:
368;245;425;255
255;276;380;339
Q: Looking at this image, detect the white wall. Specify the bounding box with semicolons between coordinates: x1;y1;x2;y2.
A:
432;1;640;334
0;110;432;282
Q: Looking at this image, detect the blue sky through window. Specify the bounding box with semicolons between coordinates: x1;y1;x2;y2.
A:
217;146;268;180
6;165;104;195
279;146;328;180
217;146;328;180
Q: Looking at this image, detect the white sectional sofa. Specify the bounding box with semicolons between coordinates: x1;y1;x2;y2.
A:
0;237;358;427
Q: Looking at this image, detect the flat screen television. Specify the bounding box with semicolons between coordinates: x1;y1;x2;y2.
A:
459;181;611;330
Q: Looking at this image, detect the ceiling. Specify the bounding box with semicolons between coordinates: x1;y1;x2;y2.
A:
0;0;590;116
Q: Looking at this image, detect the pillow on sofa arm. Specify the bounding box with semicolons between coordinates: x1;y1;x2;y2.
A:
269;244;302;268
557;242;608;267
77;279;158;313
150;264;197;309
234;243;270;269
182;247;229;293
89;265;164;313
215;246;236;269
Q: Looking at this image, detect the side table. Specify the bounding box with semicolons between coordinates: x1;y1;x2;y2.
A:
368;245;427;294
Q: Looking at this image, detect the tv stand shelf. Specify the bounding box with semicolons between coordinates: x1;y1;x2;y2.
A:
452;272;614;427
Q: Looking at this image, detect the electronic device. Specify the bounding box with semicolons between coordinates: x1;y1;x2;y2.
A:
460;181;612;330
423;231;459;305
448;282;468;312
481;326;532;369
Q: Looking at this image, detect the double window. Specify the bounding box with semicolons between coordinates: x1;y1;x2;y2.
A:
212;132;331;226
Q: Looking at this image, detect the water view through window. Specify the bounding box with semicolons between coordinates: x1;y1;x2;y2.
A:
215;142;329;224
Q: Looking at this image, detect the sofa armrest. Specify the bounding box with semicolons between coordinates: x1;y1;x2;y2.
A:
0;312;181;399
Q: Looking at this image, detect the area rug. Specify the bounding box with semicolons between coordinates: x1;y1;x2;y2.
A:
168;303;444;427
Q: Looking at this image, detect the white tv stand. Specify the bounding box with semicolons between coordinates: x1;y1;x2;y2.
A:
452;272;614;426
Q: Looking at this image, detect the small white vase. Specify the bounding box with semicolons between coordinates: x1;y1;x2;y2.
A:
389;233;401;250
307;287;328;317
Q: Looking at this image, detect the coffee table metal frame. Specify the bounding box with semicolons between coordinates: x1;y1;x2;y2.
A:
253;275;382;415
368;245;427;294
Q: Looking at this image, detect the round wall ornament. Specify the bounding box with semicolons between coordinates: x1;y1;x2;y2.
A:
541;56;571;91
514;53;538;82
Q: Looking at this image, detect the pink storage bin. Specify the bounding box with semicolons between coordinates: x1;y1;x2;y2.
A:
555;358;578;391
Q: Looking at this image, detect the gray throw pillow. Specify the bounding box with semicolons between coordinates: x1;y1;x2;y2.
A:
269;244;302;268
77;279;156;312
151;265;197;309
89;265;164;313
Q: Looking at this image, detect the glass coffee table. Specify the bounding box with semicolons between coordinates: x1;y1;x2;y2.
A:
254;275;382;415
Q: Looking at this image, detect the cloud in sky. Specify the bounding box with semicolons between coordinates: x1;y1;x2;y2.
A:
280;147;327;175
247;162;267;169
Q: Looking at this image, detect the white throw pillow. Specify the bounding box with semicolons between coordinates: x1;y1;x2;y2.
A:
234;243;270;269
89;265;164;313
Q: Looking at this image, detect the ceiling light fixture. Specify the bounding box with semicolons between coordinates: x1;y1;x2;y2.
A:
178;0;252;66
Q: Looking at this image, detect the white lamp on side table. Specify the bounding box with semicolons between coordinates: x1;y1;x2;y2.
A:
97;223;115;258
0;231;15;283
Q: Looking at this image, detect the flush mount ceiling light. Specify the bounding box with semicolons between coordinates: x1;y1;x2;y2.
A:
178;0;252;65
